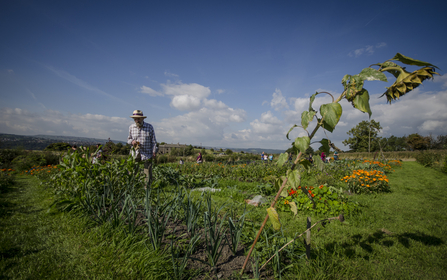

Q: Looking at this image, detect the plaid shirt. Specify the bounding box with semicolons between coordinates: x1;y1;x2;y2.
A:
127;122;157;160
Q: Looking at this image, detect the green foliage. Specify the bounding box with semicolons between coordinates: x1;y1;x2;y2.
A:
277;185;358;216
203;153;214;162
342;120;382;152
170;145;195;156
157;155;169;163
407;133;429;150
11;153;46;171
0;148;26;168
225;149;233;155
415;151;442;167
0;170;15;192
380;135;408;151
44;142;72;151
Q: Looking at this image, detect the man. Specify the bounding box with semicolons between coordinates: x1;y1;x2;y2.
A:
92;143;103;164
127;110;157;187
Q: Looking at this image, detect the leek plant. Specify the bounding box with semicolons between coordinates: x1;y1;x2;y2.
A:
167;233;201;280
201;194;228;274
227;205;247;255
181;187;203;237
144;187;175;251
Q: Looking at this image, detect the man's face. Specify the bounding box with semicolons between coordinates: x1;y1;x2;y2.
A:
134;118;144;125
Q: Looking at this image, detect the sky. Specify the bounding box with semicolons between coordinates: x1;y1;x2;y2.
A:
1;0;446;151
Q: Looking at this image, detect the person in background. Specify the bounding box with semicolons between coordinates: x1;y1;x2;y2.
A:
308;153;314;164
127;110;157;187
261;151;265;161
71;145;77;153
179;158;184;165
334;150;339;161
321;152;326;163
92;143;103;164
269;154;273;163
288;153;293;163
196;152;203;163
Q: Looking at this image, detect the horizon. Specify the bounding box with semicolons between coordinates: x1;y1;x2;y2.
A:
1;1;446;152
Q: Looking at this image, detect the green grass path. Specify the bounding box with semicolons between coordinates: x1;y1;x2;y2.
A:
0;176;91;279
0;176;168;280
297;162;447;279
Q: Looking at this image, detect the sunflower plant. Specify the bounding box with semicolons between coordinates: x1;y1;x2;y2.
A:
242;53;440;274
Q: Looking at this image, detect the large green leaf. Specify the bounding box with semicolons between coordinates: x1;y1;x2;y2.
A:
309;92;320;112
319;103;342;132
344;75;364;100
294;136;310;154
372;61;401;78
286;124;298;140
359;67;388;82
313;154;324;171
299;158;312;170
301;110;316;130
276;153;288;167
287;169;301;189
391;53;439;69
342;74;351;89
352;89;372;117
319;138;330;154
289;201;298;216
267;207;281;230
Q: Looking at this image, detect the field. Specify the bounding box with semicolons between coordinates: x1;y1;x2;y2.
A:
1;149;447;279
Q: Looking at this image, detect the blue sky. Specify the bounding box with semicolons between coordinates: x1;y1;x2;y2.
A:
1;0;446;151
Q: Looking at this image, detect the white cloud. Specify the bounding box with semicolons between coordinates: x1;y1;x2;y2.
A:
348;42;387;57
0;108;131;141
140;85;163;97
216;89;225;94
161;82;211;99
433;74;447;88
171;95;202;111
270;89;289;111
164;71;179;77
7;69;14;73
154;105;246;145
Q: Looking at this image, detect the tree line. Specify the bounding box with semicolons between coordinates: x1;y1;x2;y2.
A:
343;120;447;152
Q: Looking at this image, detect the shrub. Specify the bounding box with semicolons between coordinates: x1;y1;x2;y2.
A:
41;151;61;165
0;170;15;193
204;154;214;162
157;155;168;164
415;151;442;167
11;153;46;171
0;148;26;168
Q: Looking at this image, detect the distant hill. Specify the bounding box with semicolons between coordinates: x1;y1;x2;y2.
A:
0;133;287;154
0;133;126;150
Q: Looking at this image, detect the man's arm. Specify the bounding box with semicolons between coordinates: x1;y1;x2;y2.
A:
127;126;135;146
151;125;157;157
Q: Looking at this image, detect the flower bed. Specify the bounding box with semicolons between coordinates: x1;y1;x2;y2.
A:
342;169;390;193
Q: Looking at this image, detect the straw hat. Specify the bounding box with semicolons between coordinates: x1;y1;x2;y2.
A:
130;110;147;119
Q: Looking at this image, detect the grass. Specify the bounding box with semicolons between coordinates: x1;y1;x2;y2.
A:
1;162;446;279
0;176;170;280
279;162;447;279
